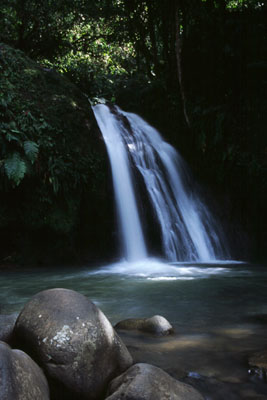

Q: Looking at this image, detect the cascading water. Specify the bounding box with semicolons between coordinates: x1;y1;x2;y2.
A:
93;103;228;263
93;104;147;262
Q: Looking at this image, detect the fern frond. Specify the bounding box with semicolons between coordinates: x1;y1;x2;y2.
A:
23;141;39;163
4;152;27;185
6;132;20;142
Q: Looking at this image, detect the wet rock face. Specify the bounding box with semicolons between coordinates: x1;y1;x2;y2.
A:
106;363;204;400
14;288;133;400
114;315;174;336
0;313;18;343
0;341;49;400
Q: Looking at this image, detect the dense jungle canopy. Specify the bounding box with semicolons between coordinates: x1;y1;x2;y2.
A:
0;0;266;264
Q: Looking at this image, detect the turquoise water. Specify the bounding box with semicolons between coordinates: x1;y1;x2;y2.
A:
1;260;267;398
1;260;266;330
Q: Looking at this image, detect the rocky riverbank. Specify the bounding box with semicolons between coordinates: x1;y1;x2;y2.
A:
1;288;267;399
0;288;204;399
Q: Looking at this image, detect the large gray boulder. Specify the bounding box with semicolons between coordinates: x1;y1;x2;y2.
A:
0;341;49;400
0;313;18;343
106;363;204;400
115;315;173;336
14;288;133;399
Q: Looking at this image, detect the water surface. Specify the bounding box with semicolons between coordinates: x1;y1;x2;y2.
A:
1;260;267;398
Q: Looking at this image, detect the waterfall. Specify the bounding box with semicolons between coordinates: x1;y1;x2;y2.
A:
93;104;147;261
93;104;228;263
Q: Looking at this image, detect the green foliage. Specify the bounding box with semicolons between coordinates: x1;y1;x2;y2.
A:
0;43;106;263
23;141;39;164
4;153;27;186
0;0;138;98
0;0;86;58
0;0;266;261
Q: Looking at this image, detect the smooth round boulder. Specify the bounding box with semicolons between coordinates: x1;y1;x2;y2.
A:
115;315;173;336
106;363;204;400
0;341;49;400
14;288;133;399
0;313;18;343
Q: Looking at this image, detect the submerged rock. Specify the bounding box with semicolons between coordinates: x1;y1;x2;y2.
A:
115;315;174;336
106;363;204;400
248;350;267;381
0;341;49;400
14;288;133;399
0;313;18;343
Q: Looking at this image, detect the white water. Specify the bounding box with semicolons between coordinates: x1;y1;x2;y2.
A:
93;104;228;263
93;104;147;261
89;258;243;279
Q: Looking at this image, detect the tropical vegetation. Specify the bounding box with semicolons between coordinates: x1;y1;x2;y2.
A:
0;0;266;262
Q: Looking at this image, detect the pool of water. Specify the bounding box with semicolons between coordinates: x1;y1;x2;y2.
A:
1;259;267;398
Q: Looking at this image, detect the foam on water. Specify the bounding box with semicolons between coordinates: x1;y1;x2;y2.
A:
88;258;246;280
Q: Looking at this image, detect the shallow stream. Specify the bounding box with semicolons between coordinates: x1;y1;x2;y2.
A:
1;260;267;398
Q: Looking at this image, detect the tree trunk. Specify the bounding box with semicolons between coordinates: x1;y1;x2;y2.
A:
174;2;191;128
16;0;27;51
146;0;160;75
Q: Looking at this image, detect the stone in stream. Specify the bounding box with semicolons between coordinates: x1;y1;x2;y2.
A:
0;340;50;400
105;363;204;400
0;313;18;343
14;288;133;400
114;315;174;336
248;350;267;381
